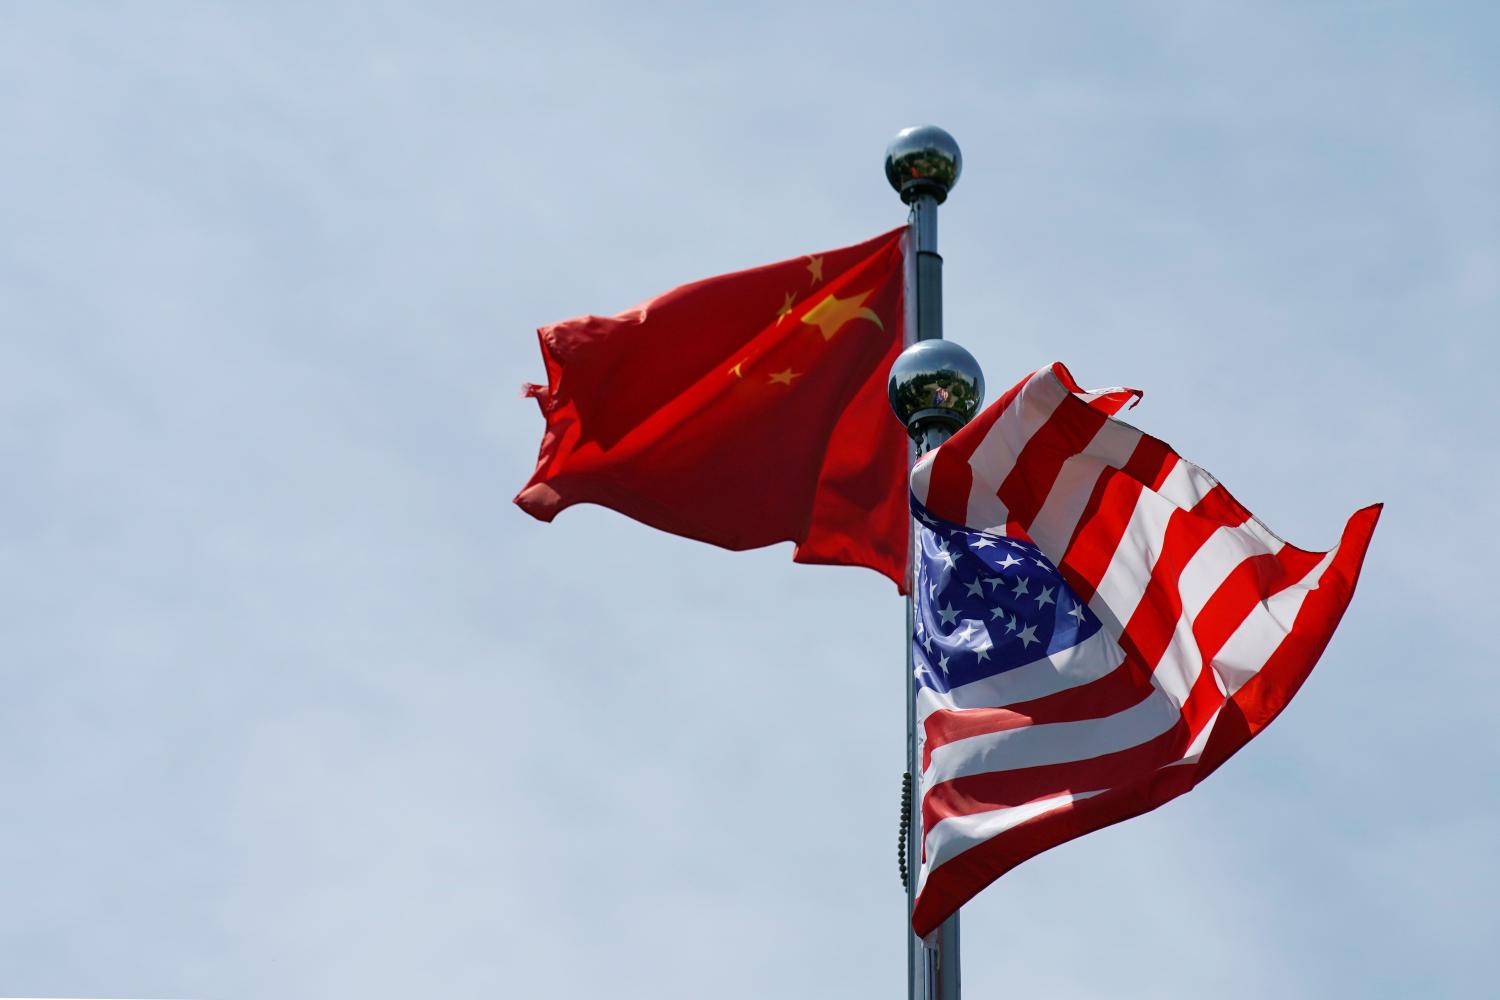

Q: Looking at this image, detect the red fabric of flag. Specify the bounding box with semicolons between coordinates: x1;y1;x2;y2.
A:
515;228;909;588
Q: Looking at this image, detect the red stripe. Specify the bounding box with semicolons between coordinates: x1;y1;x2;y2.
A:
996;394;1112;528
1058;475;1142;604
1117;508;1222;667
1176;535;1332;737
1189;545;1324;677
1059;435;1176;601
1192;482;1251;528
920;661;1154;768
1178;670;1226;740
911;749;1207;937
930;365;1143;529
922;376;1024;524
1130;437;1178;491
1090;391;1142;416
1217;504;1381;741
1048;362;1089;394
1048;362;1142;416
920;713;1189;832
1060;473;1299;743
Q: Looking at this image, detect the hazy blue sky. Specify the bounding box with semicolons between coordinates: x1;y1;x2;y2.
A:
3;3;1496;998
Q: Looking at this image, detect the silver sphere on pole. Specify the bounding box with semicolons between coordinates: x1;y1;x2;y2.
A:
884;125;963;204
887;339;985;441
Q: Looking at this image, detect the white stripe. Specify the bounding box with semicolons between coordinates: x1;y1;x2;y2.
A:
1150;521;1280;706
957;370;1071;525
961;479;1009;535
1028;418;1143;559
1178;523;1280;609
1238;507;1292;554
914;366;1090;529
921;687;1180;786
911;450;935;507
1156;458;1214;511
918;790;1104;886
1212;545;1338;696
1163;455;1287;551
914;626;1126;722
1075;385;1137;410
1168;705;1220;766
1087;485;1174;630
1153;620;1204;707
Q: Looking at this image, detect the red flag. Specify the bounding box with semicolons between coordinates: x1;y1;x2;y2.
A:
516;228;909;588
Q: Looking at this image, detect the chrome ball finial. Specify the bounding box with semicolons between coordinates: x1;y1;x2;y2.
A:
884;125;962;204
887;339;985;441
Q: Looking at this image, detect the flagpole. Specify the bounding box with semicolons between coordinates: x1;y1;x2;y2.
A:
885;125;977;1000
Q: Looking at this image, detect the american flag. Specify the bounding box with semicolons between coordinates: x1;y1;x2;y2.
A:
908;362;1380;937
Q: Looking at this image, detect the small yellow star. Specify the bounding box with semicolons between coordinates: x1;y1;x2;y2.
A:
768;368;802;386
806;255;824;285
801;290;884;341
775;291;796;325
728;359;746;378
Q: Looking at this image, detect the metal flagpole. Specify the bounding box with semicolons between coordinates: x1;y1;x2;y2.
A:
884;125;983;1000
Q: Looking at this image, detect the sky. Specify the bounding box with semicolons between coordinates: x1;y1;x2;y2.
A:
2;2;1496;998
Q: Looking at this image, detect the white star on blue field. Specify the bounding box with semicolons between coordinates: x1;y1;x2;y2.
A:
912;500;1100;694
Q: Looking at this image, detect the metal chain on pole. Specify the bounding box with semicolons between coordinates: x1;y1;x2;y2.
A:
898;770;912;887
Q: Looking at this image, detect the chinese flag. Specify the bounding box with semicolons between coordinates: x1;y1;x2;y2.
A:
515;228;909;589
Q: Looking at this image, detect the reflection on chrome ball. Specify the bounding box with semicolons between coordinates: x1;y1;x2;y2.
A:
884;125;962;204
887;339;985;439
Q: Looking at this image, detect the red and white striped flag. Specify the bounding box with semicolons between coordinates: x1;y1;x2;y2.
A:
908;362;1379;937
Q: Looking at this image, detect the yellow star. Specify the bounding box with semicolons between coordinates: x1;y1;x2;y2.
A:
775;291;796;325
806;255;824;285
728;359;746;378
768;368;802;386
801;290;884;341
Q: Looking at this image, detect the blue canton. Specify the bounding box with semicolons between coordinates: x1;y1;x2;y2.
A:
912;497;1101;695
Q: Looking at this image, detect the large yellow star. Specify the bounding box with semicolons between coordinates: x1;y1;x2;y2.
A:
806;255;824;285
768;368;802;386
801;290;884;341
775;291;796;325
